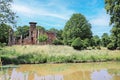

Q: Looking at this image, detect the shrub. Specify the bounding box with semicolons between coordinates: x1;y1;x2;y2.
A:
92;46;95;49
107;43;116;50
96;46;101;50
71;37;84;50
38;34;48;42
52;39;63;45
0;42;7;47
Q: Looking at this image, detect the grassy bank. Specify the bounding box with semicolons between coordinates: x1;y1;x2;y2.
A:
0;45;120;64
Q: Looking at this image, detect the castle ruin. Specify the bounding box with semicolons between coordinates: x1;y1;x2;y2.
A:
8;22;56;45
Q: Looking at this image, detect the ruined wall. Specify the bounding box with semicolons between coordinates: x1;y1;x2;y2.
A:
8;22;56;45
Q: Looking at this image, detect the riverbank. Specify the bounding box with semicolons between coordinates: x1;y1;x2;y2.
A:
0;45;120;64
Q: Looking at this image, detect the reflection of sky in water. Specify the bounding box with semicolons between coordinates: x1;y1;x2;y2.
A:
0;68;64;80
91;69;113;80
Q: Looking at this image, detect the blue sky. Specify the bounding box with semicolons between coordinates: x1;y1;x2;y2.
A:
12;0;112;37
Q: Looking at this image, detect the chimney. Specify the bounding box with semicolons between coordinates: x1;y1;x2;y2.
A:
29;22;37;30
29;22;37;42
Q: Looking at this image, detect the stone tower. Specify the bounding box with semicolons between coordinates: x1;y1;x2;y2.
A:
29;22;37;44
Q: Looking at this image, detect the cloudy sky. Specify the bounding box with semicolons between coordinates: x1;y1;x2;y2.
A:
12;0;112;36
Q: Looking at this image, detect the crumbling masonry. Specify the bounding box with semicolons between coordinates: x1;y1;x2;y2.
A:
8;22;56;45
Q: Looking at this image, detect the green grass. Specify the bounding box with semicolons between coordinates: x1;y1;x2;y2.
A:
0;45;120;64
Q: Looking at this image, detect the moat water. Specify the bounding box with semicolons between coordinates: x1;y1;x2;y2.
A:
0;62;120;80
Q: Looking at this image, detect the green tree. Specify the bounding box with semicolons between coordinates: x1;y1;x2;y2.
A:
92;35;101;46
0;0;17;25
101;33;111;47
48;28;58;33
71;37;84;50
15;25;29;39
37;26;45;31
63;13;92;45
48;28;63;40
105;0;120;49
0;23;11;43
38;34;48;42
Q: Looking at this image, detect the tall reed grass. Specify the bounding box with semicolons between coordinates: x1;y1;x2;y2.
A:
0;45;120;64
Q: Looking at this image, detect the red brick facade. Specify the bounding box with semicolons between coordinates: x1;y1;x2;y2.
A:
8;22;56;45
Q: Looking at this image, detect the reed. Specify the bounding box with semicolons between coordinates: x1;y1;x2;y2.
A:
0;45;120;64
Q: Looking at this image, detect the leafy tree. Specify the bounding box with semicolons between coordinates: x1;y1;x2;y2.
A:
92;35;101;46
37;26;45;31
48;28;63;40
71;37;84;50
63;13;92;45
0;0;17;25
83;38;90;47
52;39;63;45
107;42;115;50
0;23;11;43
48;28;58;33
15;25;29;39
101;33;111;47
105;0;120;49
38;34;48;42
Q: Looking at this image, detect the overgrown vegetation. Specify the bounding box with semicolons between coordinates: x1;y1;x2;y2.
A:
0;45;120;64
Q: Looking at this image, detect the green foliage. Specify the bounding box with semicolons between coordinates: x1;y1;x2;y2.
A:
92;35;101;46
0;42;7;47
101;33;111;47
63;13;92;45
38;34;48;42
107;42;116;50
71;37;84;50
105;0;120;49
0;0;17;25
96;46;101;50
110;26;120;49
48;28;63;40
15;25;29;38
37;26;45;31
0;23;11;43
52;39;63;45
105;0;120;25
0;45;120;64
83;38;90;47
48;28;58;34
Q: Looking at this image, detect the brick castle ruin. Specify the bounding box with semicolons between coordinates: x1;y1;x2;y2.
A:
8;22;56;45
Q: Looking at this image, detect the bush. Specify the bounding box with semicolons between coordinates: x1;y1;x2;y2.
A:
38;34;48;42
52;39;63;45
71;37;84;50
0;42;7;47
107;43;116;50
96;46;101;50
92;46;95;49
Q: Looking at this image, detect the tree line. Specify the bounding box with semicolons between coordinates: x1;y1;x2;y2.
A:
0;0;120;50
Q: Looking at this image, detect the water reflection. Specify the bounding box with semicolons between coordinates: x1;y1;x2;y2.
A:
0;69;64;80
91;69;113;80
1;62;120;80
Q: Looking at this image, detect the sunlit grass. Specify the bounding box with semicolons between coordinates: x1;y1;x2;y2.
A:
0;45;120;64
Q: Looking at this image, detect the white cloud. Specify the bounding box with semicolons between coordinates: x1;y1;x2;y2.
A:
12;5;33;15
12;2;74;20
89;9;110;27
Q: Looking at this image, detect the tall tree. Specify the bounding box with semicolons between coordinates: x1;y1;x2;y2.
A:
105;0;120;49
15;25;29;39
0;23;11;43
0;0;17;25
37;26;45;31
92;35;101;46
63;13;92;45
101;33;111;47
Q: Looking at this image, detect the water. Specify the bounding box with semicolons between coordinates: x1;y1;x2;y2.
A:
0;62;120;80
